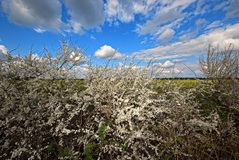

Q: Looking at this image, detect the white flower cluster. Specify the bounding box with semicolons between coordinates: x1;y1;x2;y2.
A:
1;42;238;159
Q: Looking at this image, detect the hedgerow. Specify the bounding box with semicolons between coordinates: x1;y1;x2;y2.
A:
0;41;238;159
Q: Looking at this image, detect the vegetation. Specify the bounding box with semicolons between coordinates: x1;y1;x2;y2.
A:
0;41;238;159
199;44;239;80
199;44;239;108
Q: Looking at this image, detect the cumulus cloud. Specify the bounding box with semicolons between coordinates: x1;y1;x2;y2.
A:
152;61;203;78
1;0;105;34
0;45;8;61
134;23;239;61
154;60;175;68
158;28;175;43
161;60;175;68
64;0;104;34
1;0;65;32
70;51;85;63
95;45;125;60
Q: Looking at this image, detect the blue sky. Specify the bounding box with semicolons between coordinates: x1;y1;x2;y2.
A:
0;0;239;77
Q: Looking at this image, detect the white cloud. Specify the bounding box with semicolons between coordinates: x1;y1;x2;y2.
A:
178;19;208;42
70;51;85;63
192;0;239;19
34;28;46;33
152;61;203;78
158;28;175;43
0;45;8;61
70;22;84;35
154;60;175;68
196;18;208;28
205;20;223;30
161;0;195;13
1;0;236;39
1;0;105;34
105;0;134;22
179;32;196;42
95;45;125;60
194;0;208;15
104;0;158;23
176;62;203;78
65;0;104;33
134;23;239;61
90;35;96;40
136;0;195;35
70;64;89;79
224;0;239;18
161;60;175;68
140;38;147;44
172;59;185;63
1;0;65;32
151;61;201;78
213;1;228;11
137;9;182;35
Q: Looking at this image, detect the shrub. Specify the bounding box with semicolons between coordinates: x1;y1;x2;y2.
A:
199;44;239;116
199;44;239;81
0;41;238;159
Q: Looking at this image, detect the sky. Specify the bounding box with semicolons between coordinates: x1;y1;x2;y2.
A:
0;0;239;77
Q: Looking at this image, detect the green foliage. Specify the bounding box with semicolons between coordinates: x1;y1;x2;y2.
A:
58;147;71;158
98;124;107;142
83;143;96;160
47;141;56;153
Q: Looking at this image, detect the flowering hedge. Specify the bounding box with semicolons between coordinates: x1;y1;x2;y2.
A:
0;42;238;159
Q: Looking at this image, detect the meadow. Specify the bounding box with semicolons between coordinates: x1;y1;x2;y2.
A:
1;42;238;159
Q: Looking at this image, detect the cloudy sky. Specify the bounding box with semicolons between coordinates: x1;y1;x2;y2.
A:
0;0;239;77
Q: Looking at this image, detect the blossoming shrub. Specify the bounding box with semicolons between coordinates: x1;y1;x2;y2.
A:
0;42;238;159
199;44;239;111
